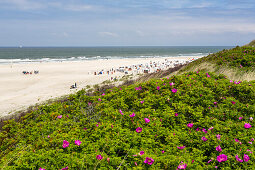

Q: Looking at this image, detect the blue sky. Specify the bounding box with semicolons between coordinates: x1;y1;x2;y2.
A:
0;0;255;46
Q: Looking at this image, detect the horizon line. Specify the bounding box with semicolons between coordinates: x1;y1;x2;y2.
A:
0;45;235;48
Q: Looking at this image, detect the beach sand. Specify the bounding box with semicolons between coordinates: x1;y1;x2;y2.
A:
0;56;199;118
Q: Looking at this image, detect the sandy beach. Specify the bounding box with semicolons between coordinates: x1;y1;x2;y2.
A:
0;56;199;118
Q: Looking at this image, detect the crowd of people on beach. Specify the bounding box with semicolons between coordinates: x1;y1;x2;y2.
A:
91;58;197;78
22;70;39;75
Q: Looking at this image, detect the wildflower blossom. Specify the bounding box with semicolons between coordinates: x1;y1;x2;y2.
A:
239;117;243;120
102;93;105;96
202;137;208;141
75;140;82;146
119;109;123;115
235;139;240;142
217;154;227;162
231;101;236;105
235;155;243;162
178;162;187;169
169;82;175;86
175;113;178;117
98;98;102;101
144;157;154;165
216;145;222;152
141;100;144;104
172;88;178;93
96;155;103;160
134;162;137;166
187;123;193;128
244;123;252;129
162;150;165;153
157;86;160;90
39;168;45;170
129;112;135;117
135;86;142;90
216;134;221;140
136;127;142;133
140;151;145;155
208;127;214;130
57;115;62;119
144;118;150;123
177;146;186;150
202;128;208;133
244;154;250;162
62;140;69;148
61;167;68;170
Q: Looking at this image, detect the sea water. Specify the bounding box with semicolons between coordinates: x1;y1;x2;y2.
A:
0;46;233;64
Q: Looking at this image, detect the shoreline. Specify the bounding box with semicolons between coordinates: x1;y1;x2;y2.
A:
0;56;201;118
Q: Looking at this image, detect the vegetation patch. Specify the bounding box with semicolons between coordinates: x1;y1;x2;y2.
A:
178;46;255;81
1;71;255;169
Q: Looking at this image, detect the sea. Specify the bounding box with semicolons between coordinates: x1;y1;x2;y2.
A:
0;46;233;65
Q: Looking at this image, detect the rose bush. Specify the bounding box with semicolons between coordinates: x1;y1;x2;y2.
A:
0;70;255;169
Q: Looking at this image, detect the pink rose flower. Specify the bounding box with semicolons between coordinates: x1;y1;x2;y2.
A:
187;123;193;128
129;112;135;117
119;109;123;115
136;127;142;133
217;154;227;162
244;154;250;162
144;118;150;123
96;155;103;160
140;151;145;155
244;123;252;129
178;162;187;169
235;155;243;162
202;128;208;133
62;140;69;148
172;88;177;93
216;145;222;152
208;127;214;131
177;146;186;150
202;136;208;142
75;140;82;146
144;157;154;165
206;73;211;78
